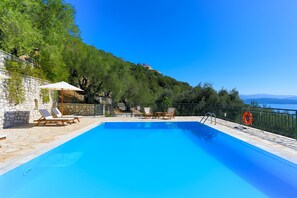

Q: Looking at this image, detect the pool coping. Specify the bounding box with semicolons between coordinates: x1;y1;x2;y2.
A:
0;116;297;175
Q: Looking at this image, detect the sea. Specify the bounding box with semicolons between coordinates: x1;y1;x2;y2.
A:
260;104;297;110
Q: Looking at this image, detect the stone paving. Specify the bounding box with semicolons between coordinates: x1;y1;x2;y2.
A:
0;116;297;175
215;119;297;150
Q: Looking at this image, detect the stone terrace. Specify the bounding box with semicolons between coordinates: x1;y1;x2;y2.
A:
0;116;297;175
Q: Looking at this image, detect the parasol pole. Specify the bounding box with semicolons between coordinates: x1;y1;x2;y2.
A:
61;89;64;115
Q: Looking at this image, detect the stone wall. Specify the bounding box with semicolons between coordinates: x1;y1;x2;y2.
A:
61;103;94;116
0;48;56;128
3;111;30;128
61;103;105;116
0;49;33;70
0;70;55;128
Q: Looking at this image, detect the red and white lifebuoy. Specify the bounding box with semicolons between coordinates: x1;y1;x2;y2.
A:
242;111;253;125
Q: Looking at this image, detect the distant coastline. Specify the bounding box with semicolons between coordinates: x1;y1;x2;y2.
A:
243;98;297;105
260;104;297;110
241;94;297;110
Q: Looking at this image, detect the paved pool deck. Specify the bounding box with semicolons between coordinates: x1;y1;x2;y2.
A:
0;116;297;175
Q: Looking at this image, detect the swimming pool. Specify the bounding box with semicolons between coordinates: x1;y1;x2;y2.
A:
0;122;297;198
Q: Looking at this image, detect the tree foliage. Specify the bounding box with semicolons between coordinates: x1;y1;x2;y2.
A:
0;0;246;113
0;0;78;81
173;83;246;115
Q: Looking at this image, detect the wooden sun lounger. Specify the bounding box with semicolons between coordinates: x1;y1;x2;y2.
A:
34;117;75;126
163;108;175;119
143;107;153;118
131;108;143;117
34;109;75;126
52;108;82;122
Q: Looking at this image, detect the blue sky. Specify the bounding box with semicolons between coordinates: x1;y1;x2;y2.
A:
65;0;297;95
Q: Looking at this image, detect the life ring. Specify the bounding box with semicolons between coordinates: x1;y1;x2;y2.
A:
242;111;253;125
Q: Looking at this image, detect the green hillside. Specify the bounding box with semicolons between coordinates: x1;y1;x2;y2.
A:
0;0;245;111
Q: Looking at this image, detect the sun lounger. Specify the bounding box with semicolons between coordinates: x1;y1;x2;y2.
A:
144;107;153;118
131;107;143;117
163;107;175;119
52;107;82;122
35;109;75;126
117;103;126;111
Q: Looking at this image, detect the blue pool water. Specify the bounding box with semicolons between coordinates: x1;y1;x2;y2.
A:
1;122;297;198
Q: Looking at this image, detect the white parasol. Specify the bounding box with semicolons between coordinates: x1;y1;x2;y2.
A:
38;81;83;114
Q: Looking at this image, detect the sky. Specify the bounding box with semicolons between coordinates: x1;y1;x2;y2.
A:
65;0;297;95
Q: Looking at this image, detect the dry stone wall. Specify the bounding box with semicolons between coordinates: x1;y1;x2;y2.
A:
62;103;94;116
61;103;106;116
62;103;93;116
0;70;55;128
0;50;55;128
